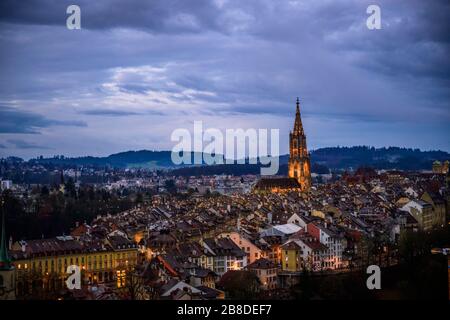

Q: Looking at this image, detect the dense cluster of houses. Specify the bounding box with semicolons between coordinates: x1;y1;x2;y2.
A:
4;169;449;299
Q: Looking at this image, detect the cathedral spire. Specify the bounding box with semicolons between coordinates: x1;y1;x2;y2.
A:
294;97;304;134
288;97;311;191
0;198;12;270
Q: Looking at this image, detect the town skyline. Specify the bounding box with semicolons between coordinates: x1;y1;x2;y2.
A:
2;145;450;162
1;0;450;307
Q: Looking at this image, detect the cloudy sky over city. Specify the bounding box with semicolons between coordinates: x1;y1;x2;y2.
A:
0;0;449;159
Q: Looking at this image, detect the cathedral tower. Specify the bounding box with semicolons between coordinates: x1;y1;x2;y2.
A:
288;98;311;191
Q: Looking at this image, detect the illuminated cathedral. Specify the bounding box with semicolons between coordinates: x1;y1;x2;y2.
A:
254;98;311;193
288;97;311;191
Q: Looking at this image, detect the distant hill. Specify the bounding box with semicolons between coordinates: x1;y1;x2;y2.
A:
24;146;449;173
171;146;449;175
30;150;223;169
310;146;449;171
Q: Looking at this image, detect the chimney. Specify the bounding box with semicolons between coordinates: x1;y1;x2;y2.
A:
9;236;13;250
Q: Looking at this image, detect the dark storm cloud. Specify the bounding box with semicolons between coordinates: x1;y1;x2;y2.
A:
7;139;52;149
327;0;450;84
0;106;86;133
1;0;448;99
0;0;222;33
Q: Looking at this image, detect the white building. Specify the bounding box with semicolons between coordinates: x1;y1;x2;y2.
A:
260;223;302;239
0;180;13;190
202;238;248;276
307;222;345;270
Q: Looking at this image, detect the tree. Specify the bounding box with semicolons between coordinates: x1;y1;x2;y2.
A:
135;192;144;204
217;271;260;299
291;270;315;300
164;179;177;194
40;186;50;196
65;178;77;198
398;230;427;264
358;235;375;267
124;271;146;300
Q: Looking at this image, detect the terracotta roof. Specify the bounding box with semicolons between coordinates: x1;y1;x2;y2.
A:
254;177;301;190
247;258;276;269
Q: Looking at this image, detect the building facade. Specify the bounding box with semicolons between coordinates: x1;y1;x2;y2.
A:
288;98;311;192
221;232;267;264
10;235;138;297
401;200;436;231
253;98;311;194
432;160;449;174
201;238;248;276
246;258;278;290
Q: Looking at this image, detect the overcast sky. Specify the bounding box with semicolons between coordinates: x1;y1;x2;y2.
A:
0;0;449;159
